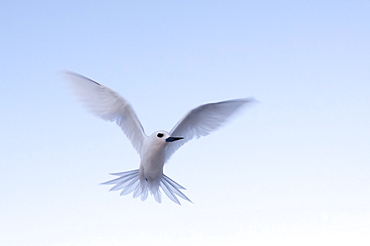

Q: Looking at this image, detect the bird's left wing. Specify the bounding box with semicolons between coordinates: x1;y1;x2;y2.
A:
164;98;254;162
63;71;146;155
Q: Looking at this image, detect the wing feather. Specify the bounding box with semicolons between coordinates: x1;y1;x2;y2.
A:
63;71;146;154
164;98;254;162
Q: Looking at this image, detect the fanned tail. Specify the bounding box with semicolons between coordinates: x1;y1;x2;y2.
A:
101;169;192;205
160;174;192;205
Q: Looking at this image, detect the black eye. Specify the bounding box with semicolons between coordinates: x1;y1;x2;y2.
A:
157;133;164;138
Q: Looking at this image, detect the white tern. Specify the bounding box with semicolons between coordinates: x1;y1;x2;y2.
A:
63;71;254;205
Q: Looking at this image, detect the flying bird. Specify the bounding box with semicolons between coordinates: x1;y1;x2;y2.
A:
63;72;254;205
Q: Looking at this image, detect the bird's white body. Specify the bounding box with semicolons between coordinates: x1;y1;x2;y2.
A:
63;71;253;205
141;131;169;181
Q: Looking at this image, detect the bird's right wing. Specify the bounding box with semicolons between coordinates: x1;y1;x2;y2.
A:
164;98;254;162
63;71;146;155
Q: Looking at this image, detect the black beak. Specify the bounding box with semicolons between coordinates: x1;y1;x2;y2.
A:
166;137;183;142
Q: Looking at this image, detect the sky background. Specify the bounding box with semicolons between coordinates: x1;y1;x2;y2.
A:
1;1;370;245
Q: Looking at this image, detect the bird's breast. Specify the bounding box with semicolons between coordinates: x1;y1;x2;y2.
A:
140;146;166;180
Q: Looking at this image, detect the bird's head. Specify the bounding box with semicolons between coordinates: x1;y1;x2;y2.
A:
150;131;183;145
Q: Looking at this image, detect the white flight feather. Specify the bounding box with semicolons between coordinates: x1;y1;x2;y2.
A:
165;98;254;162
62;71;146;155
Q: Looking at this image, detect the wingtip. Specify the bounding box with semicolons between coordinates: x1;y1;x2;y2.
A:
246;97;260;104
58;70;79;79
237;97;259;104
59;70;101;85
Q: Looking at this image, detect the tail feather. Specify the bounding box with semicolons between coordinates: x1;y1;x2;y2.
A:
153;189;162;203
101;169;192;205
109;175;139;191
133;183;147;199
160;180;180;204
162;174;186;189
101;171;137;187
141;188;148;201
119;177;140;196
110;170;138;176
162;174;192;203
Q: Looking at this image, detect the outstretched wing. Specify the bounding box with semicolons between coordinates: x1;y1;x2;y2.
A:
164;98;254;162
63;71;146;155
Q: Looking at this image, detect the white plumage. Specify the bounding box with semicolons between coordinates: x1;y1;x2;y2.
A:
63;71;254;205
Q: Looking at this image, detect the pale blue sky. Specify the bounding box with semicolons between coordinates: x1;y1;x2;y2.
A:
1;1;370;245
